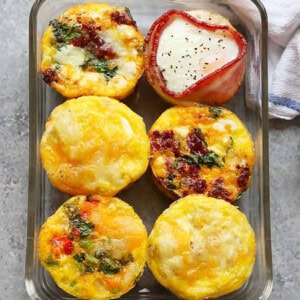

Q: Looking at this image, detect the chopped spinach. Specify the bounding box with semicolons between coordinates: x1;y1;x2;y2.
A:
85;254;99;267
165;174;177;190
70;219;95;237
45;254;59;266
94;248;107;259
49;19;82;48
199;152;223;168
124;7;133;20
73;253;85;263
81;56;118;79
85;266;95;273
209;106;222;119
182;155;198;166
78;238;95;251
64;204;81;220
182;152;223;168
194;127;202;137
100;257;123;274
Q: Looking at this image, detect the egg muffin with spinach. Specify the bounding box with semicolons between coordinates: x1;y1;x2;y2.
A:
149;105;254;202
39;195;147;300
41;3;144;99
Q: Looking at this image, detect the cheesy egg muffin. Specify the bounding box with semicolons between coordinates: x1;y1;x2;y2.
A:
149;105;254;202
41;3;144;99
147;194;256;300
39;195;147;300
40;96;150;196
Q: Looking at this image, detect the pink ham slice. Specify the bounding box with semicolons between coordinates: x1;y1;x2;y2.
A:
144;9;247;106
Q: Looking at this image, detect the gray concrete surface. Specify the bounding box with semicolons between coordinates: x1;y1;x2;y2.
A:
0;0;299;299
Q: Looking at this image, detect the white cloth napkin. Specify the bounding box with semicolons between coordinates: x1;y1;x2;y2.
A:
264;0;300;119
231;0;300;119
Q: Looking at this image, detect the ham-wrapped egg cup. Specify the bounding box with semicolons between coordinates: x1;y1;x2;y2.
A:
144;9;247;106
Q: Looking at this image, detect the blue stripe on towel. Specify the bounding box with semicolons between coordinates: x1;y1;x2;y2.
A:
269;93;300;112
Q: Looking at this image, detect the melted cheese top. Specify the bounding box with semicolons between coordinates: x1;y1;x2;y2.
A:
156;14;239;93
147;194;256;300
40;96;150;196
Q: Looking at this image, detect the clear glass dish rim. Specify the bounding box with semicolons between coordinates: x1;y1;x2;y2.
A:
25;0;273;299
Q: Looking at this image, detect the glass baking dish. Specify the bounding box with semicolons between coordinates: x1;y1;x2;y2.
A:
26;0;272;299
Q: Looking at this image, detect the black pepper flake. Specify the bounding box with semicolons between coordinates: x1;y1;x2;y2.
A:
204;62;209;65
208;17;212;21
222;47;226;49
209;37;211;41
185;37;189;41
218;39;223;43
193;75;197;80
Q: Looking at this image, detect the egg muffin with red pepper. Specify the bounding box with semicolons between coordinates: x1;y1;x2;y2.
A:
144;9;247;106
147;194;256;300
39;195;147;300
40;96;150;196
41;3;144;99
149;105;254;202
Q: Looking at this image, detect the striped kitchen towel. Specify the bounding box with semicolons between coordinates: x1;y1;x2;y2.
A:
231;0;300;119
266;0;300;119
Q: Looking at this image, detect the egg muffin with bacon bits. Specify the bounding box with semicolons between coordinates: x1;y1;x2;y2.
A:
147;194;256;300
39;195;147;300
40;96;150;196
149;105;254;202
41;3;144;99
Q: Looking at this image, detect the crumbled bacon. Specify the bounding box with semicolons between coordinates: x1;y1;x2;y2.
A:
43;68;58;84
208;177;232;202
187;131;208;155
237;166;250;188
111;11;136;26
150;130;180;155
